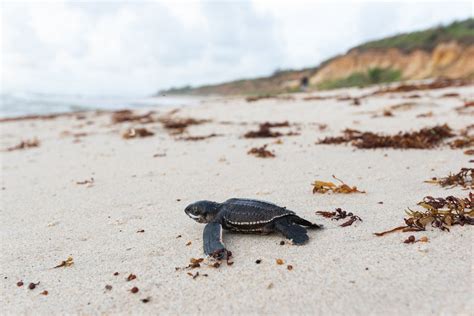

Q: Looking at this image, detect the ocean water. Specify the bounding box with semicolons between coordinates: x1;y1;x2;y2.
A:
0;92;202;118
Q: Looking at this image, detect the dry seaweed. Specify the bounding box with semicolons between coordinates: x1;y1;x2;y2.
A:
130;287;139;293
374;193;473;236
374;78;471;94
312;175;365;194
122;128;154;139
425;168;473;189
159;117;208;134
316;208;362;227
317;124;454;149
248;145;275;158
111;110;155;124
6;138;40;151
244;122;298;138
244;125;283;138
54;257;74;268
416;111;433;118
76;178;94;186
441;92;460;98
177;133;221;141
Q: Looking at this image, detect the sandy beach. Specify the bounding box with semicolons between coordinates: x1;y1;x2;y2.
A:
1;84;473;315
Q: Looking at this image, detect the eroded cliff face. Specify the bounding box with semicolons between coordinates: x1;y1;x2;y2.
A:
309;42;474;86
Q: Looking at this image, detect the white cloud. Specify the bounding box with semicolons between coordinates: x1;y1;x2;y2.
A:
0;0;472;96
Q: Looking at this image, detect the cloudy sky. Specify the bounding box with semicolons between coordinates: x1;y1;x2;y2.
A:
1;0;472;96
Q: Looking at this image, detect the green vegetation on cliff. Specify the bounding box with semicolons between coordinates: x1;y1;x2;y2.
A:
353;19;474;53
318;68;402;90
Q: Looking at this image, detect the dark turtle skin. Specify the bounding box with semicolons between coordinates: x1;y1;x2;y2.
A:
185;198;323;259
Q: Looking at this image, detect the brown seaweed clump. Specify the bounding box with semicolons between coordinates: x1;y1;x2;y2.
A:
244;122;298;138
425;168;473;189
316;208;362;227
374;193;473;236
177;133;221;141
111;110;155;124
159;117;209;134
317;124;454;149
6;138;40;151
373;78;471;94
248;145;275;158
122;128;154;139
312;175;365;194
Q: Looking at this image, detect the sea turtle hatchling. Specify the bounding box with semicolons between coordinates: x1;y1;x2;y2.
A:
185;198;323;259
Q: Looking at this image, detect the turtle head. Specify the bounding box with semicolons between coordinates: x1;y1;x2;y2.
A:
185;201;220;223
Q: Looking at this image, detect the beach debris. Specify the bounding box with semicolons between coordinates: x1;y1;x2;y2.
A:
40;290;49;295
105;285;112;291
126;274;137;281
416;111;433;118
113;272;119;276
404;235;429;243
177;133;221;141
186;241;192;246
111;110;155;124
279;241;285;245
374;78;471;94
136;229;145;233
247;145;275;158
419;236;429;242
28;282;39;290
312;175;365;194
244;122;297;138
185;258;204;269
317;124;454;149
276;259;284;265
17;281;24;287
425;168;473;189
159;117;208;134
53;256;74;268
287;265;293;270
122;127;154;139
316;208;362;227
76;177;94;186
260;121;290;128
267;283;274;289
6;138;40;151
141;297;151;303
130;287;139;294
441;92;460;98
374;193;474;236
255;259;262;264
153;153;166;157
244;125;283;138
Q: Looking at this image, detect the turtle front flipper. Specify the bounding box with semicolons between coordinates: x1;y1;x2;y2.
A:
274;218;309;245
203;222;227;259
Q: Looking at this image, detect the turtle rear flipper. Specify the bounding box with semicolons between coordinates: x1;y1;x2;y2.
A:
290;215;323;229
203;222;227;259
274;218;309;245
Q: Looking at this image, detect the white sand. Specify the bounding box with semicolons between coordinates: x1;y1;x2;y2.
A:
1;85;473;315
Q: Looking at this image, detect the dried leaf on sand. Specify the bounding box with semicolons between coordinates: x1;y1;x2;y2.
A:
312;175;365;194
54;256;74;268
